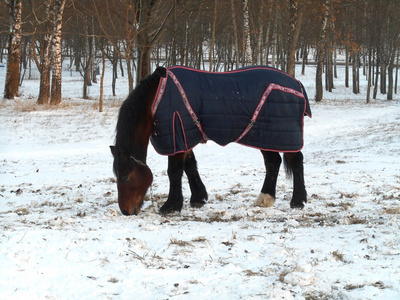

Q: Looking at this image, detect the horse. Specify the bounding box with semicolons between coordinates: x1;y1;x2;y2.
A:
110;66;312;216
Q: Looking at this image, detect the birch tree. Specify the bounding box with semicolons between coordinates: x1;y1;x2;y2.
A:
242;0;252;65
50;0;66;105
4;0;22;99
35;1;53;105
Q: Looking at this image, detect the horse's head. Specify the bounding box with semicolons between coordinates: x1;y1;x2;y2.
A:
110;146;153;215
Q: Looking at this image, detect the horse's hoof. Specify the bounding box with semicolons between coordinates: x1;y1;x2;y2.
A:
290;201;305;209
254;193;275;207
190;189;208;208
190;200;206;208
159;202;182;215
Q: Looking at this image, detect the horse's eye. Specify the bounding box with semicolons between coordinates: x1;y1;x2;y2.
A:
120;174;130;182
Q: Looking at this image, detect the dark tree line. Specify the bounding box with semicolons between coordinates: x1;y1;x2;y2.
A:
1;0;400;105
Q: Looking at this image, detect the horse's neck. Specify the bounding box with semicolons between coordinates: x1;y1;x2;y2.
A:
128;81;159;163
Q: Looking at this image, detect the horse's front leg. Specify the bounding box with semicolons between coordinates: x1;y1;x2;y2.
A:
184;150;208;208
159;153;186;214
284;151;307;208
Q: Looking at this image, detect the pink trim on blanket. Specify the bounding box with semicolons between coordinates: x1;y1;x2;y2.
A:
234;83;306;143
167;70;208;141
172;111;188;153
152;76;168;117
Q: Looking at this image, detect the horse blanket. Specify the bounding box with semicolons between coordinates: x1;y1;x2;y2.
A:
150;66;312;155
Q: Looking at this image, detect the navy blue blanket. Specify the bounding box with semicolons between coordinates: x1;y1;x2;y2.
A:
150;66;311;155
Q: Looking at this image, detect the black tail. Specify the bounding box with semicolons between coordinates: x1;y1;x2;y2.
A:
283;154;293;179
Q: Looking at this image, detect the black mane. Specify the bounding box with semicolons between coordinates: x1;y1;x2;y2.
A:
115;68;165;154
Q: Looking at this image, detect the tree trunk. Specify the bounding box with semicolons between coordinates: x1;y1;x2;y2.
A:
136;2;153;84
352;52;359;94
325;51;333;92
387;35;400;100
301;44;307;75
373;53;379;99
37;60;51;105
4;0;22;99
243;0;252;66
50;0;66;105
334;48;337;78
287;0;304;77
37;1;52;105
328;49;334;90
209;0;218;71
315;0;330;102
99;46;105;112
345;49;349;88
91;17;97;84
112;48;118;96
271;2;278;68
395;50;399;95
315;50;324;101
136;45;151;85
171;0;177;66
231;0;240;68
136;0;172;83
388;64;394;100
380;60;386;95
366;48;372;103
256;3;264;65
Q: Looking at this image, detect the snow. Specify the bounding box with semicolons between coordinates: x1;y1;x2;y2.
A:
1;64;400;299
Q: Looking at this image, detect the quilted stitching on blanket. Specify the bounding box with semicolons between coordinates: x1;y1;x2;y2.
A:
150;66;311;155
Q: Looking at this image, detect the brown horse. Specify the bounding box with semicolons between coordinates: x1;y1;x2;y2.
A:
111;66;311;215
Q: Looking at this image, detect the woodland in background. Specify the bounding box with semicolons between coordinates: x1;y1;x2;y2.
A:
1;0;400;107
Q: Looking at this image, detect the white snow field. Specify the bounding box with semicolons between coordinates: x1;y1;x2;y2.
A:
1;64;400;299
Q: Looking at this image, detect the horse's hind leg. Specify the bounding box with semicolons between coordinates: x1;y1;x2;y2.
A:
184;150;208;208
284;151;307;208
159;153;186;214
255;151;281;207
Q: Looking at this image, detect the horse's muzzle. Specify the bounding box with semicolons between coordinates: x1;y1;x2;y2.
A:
121;206;140;216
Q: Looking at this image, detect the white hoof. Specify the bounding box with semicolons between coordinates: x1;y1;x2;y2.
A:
254;193;275;207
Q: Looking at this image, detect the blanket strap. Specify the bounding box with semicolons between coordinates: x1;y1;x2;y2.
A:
151;76;168;117
167;70;208;140
235;83;305;143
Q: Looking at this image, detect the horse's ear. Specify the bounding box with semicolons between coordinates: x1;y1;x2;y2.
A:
110;146;116;156
155;66;167;78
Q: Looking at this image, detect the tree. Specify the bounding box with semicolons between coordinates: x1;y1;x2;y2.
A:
34;1;54;105
136;0;173;83
287;0;304;77
99;41;106;112
4;0;22;99
242;0;251;65
315;0;330;102
209;0;218;71
93;0;140;92
50;0;66;105
385;2;400;100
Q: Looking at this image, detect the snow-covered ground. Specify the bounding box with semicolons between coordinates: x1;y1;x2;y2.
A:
1;64;400;299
